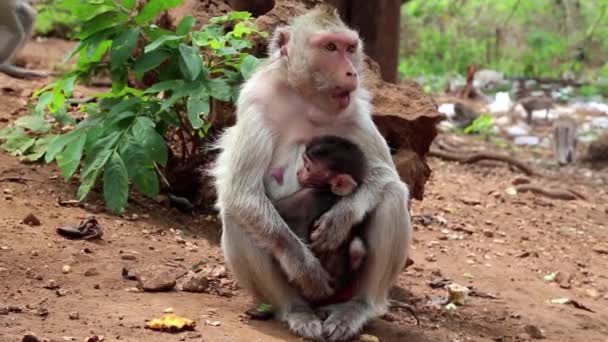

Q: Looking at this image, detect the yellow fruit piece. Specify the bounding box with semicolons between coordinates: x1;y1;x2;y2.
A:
145;314;196;332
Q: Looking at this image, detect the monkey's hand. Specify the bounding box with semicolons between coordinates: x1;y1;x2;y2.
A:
310;205;360;252
279;248;335;300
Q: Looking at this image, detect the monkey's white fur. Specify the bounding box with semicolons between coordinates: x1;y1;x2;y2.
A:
209;6;412;341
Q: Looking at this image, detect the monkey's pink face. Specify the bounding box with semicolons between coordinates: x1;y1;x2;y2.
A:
297;155;332;188
308;32;360;111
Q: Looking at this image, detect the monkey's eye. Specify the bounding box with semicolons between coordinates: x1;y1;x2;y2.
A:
346;44;356;53
325;42;337;52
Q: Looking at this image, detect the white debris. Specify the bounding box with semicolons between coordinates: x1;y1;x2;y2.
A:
488;92;513;113
438;103;456;118
514;136;540;146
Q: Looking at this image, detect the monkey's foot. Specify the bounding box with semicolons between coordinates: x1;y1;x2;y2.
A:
319;299;371;342
284;307;323;341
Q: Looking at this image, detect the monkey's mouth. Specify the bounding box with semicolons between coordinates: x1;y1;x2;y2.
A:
332;91;351;109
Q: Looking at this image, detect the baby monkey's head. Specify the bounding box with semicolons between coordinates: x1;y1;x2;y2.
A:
297;135;367;196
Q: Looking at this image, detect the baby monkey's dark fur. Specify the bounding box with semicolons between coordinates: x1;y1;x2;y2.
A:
273;135;368;300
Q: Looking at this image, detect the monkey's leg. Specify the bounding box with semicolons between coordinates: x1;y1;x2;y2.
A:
0;2;48;79
319;181;411;342
221;215;323;340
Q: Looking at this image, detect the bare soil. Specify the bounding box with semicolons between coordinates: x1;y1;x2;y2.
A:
1;37;608;342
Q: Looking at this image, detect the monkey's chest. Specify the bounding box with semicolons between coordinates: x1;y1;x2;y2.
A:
264;143;305;201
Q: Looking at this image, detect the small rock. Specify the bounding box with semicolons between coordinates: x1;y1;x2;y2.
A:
524;324;545;339
163;307;174;313
35;308;49;317
592;244;608;255
93;284;100;289
585;289;600;299
30;250;39;257
84;268;99;277
3;188;12;194
185;332;202;339
68;312;79;320
359;334;380;342
180;271;210;293
512;177;531;185
23;213;41;226
44;279;60;290
505;187;518;196
175;236;186;244
22;334;40;342
205;320;221;326
136;266;177;292
121;254;137;261
461;197;481;205
447;283;470;306
483;230;494;238
62;265;71;274
55;289;69;297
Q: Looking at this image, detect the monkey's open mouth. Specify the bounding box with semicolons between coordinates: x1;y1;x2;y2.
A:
332;91;351;108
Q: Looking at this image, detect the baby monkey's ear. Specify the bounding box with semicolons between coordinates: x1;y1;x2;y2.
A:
330;174;357;196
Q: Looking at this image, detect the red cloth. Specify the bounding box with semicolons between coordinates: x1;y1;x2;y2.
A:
310;281;357;307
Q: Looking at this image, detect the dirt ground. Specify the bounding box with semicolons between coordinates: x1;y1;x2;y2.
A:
1;38;608;342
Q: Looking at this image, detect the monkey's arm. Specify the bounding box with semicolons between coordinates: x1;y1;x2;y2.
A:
311;127;402;252
213;107;333;299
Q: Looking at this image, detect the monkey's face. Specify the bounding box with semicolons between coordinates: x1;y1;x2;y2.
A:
297;155;332;188
306;31;361;112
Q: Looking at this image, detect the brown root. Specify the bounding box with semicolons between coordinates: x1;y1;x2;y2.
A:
515;185;586;201
429;148;536;176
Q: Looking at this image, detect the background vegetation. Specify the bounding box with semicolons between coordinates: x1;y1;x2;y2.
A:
399;0;608;91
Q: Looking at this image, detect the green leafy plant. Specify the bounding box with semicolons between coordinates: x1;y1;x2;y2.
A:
35;0;83;38
463;114;495;141
0;0;267;214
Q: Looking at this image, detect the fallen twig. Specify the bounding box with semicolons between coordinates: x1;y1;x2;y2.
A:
389;299;420;326
429;148;536;176
0;176;33;184
515;185;585;200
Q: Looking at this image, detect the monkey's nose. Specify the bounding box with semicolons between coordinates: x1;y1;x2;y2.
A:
346;71;356;77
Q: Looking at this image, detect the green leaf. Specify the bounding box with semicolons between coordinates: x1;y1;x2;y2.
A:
118;135;151;177
232;22;253;38
178;43;203;81
209;11;251;24
77;132;120;201
133;167;159;198
132;117;168;166
110;67;128;94
176;16;196;36
55;133;86;181
144;79;185;93
187;93;210;129
23;135;54;162
79;11;128;39
144;34;184;53
121;0;136;10
133;49;171;74
135;0;185;24
206;78;232;101
45;130;81;163
110;27;141;70
240;55;259;80
103;151;129;213
0;128;35;156
14;115;52;133
35;91;54;112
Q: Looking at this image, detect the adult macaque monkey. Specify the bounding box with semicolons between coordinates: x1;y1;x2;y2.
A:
211;5;412;341
0;0;48;79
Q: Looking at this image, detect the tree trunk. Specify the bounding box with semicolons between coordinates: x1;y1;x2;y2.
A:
327;0;401;83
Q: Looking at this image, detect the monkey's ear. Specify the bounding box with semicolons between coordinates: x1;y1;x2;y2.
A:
268;26;290;58
330;174;357;196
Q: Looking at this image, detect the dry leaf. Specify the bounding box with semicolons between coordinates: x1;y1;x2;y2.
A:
145;314;196;332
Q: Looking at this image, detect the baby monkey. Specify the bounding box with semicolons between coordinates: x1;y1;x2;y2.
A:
273;135;368;296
